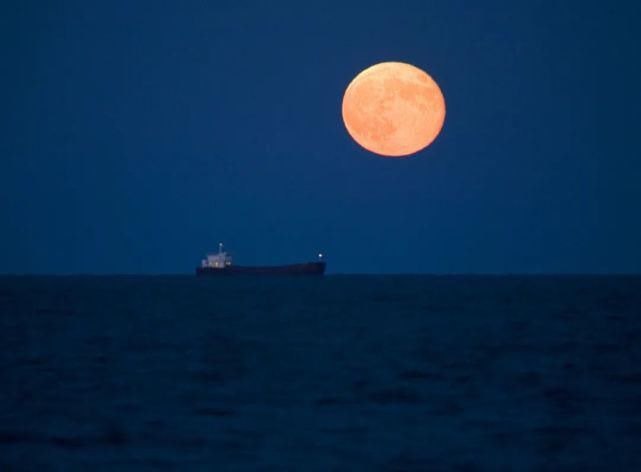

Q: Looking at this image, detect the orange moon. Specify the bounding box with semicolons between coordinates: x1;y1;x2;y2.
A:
342;62;446;157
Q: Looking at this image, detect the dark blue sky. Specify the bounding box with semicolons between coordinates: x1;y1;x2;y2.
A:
2;0;640;274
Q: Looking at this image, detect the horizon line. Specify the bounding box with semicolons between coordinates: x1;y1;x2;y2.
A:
1;272;640;277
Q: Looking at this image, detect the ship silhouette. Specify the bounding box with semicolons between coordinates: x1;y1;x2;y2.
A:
196;244;326;276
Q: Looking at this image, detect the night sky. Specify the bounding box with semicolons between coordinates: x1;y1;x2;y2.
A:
2;0;640;274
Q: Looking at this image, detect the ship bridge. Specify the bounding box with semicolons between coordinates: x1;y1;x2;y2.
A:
201;243;232;269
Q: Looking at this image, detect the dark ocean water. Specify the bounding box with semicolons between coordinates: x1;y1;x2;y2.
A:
1;275;641;470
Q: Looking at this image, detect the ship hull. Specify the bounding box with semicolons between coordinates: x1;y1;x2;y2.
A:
196;262;325;276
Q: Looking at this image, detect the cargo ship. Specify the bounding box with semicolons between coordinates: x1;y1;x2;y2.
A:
196;244;326;276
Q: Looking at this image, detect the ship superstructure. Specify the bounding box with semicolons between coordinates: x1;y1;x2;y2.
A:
201;243;233;269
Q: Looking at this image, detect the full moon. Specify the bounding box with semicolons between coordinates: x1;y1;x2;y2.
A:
342;62;445;157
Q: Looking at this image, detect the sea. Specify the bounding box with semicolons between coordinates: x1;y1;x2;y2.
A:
1;275;640;470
